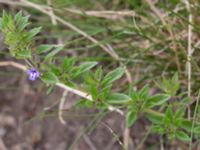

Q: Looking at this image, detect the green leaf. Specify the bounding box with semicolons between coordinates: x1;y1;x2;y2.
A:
126;110;137;127
18;15;30;31
95;67;103;81
174;107;185;118
147;94;170;108
79;62;97;71
1;11;14;30
84;72;95;85
84;101;94;108
176;131;191;142
15;11;30;31
61;58;75;71
139;85;149;100
181;120;193;132
72;62;97;78
129;87;139;101
172;73;180;95
26;27;41;39
164;106;173;125
41;72;59;84
14;11;22;22
152;125;165;134
99;84;112;100
76;100;93;108
37;44;54;54
168;132;176;140
90;85;98;100
107;93;131;104
174;118;182;127
82;62;97;71
193;126;200;134
102;67;124;85
45;45;64;60
146;112;163;125
50;64;61;76
16;50;31;58
158;74;180;96
96;102;108;109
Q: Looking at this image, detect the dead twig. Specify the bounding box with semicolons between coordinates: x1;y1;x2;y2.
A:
0;61;26;71
184;0;193;119
47;0;57;25
58;90;68;125
102;122;125;150
65;9;136;20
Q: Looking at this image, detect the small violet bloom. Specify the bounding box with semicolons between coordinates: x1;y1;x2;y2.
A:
26;68;40;81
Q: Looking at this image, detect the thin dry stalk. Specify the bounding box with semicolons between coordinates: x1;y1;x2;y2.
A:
47;0;57;25
123;127;130;150
0;61;27;71
58;90;68;125
145;0;166;25
65;9;136;20
55;82;92;101
102;122;125;150
184;0;193;118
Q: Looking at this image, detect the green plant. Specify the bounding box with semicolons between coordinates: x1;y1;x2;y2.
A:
1;8;200;149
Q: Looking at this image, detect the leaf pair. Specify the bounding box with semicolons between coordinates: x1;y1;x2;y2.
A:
126;85;171;127
41;60;98;84
156;73;180;96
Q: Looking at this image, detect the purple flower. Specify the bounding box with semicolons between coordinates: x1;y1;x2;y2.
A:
26;68;40;81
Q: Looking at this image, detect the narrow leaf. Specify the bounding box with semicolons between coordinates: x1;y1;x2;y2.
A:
37;44;54;54
139;85;149;100
176;131;191;142
45;45;64;60
129;87;139;101
17;50;31;59
78;62;97;72
107;93;131;104
102;67;124;85
26;27;41;39
126;111;137;127
41;72;59;84
72;62;97;78
147;94;170;108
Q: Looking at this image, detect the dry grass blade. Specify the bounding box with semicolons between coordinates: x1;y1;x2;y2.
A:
58;90;68;125
65;9;136;20
184;0;193;119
